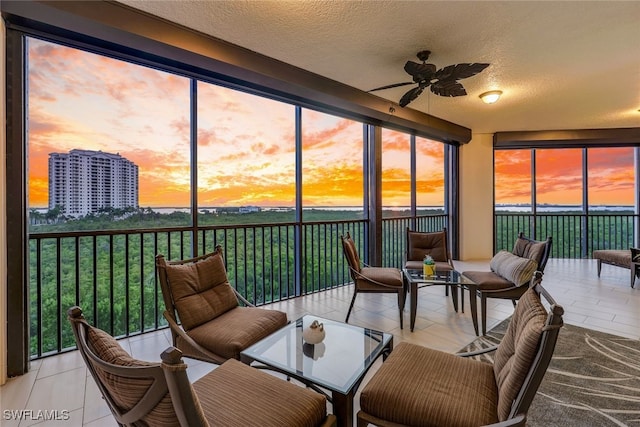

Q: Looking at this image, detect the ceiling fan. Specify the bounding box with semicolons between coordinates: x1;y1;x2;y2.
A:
369;50;490;107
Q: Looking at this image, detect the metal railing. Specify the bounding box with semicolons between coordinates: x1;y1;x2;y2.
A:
29;219;372;358
381;215;448;267
495;212;638;257
29;216;451;359
32;211;636;359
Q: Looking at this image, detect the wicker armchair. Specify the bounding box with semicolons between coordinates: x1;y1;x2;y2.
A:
68;306;336;427
357;273;563;427
155;246;287;364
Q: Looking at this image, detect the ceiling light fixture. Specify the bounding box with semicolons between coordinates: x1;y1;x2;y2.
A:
479;90;502;104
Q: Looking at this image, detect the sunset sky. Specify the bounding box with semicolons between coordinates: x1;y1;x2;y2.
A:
495;147;635;206
28;38;633;209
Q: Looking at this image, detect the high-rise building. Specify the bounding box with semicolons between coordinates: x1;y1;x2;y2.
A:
48;149;139;217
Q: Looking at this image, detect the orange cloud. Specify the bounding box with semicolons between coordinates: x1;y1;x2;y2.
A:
495;148;635;205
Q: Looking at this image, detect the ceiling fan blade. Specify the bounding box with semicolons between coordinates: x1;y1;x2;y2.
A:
399;86;425;107
434;63;490;81
368;81;414;92
404;61;437;80
430;81;467;97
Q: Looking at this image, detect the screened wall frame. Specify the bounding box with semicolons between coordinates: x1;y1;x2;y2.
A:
3;3;463;374
493;139;640;256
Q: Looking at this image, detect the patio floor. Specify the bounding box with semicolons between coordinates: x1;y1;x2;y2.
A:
2;258;639;426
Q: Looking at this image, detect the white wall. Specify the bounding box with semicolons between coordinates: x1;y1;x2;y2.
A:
1;17;8;385
459;133;494;260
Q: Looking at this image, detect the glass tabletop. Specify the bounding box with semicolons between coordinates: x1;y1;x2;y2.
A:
403;268;473;284
240;315;392;394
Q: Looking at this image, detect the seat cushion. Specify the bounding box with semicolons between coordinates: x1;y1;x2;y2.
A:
360;342;499;427
194;359;327;427
165;251;239;330
593;249;632;266
184;306;287;360
493;288;547;421
462;270;515;291
357;267;403;290
490;250;538;287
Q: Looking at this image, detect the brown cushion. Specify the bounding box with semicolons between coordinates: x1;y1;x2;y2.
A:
462;270;515;291
407;230;448;262
513;237;547;266
360;342;499;427
165;251;239;330
493;288;547;421
593;249;632;266
194;359;327;427
489;251;538;287
357;267;403;291
342;234;362;273
87;327;184;427
183;306;287;360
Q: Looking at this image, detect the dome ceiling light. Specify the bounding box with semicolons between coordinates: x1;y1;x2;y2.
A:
479;90;502;104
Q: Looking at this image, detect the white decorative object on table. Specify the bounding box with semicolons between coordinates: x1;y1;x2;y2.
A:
302;320;325;344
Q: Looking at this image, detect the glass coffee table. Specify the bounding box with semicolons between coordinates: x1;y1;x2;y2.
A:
240;315;393;427
403;268;478;335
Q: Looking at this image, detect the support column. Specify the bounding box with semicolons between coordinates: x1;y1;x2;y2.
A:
367;125;382;266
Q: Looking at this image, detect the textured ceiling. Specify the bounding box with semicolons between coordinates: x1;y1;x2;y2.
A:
117;0;640;134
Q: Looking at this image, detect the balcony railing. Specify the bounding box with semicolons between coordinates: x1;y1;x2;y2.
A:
30;219;373;358
495;212;639;257
29;211;636;359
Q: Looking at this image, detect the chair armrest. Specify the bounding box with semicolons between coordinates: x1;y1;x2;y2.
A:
232;288;255;307
163;311;226;364
456;345;499;358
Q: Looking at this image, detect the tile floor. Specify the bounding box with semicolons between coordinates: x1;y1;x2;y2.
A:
1;258;639;426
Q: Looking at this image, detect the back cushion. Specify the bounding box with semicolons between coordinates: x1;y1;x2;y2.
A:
513;237;547;266
165;252;238;330
492;288;547;421
342;235;362;273
407;231;447;262
490;251;538;286
86;326;183;426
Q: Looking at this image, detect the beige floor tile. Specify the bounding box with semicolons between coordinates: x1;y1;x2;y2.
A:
37;351;86;380
81;378;111;425
22;367;86;426
127;331;171;362
81;416;117;427
0;370;39;413
21;408;83;427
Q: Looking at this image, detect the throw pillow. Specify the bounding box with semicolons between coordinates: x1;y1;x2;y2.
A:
490;250;538;287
